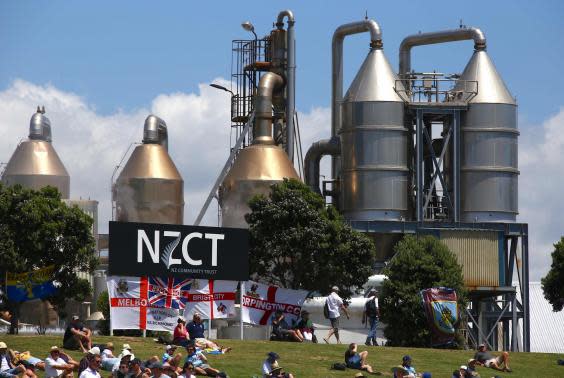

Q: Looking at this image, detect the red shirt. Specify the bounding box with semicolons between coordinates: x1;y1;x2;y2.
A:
173;324;188;340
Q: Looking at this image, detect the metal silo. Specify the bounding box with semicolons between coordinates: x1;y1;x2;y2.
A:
2;107;70;198
454;50;518;222
113;115;184;224
219;73;300;228
339;35;408;221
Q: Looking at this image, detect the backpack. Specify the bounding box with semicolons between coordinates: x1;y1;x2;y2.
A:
365;297;378;317
331;362;346;370
323;299;330;319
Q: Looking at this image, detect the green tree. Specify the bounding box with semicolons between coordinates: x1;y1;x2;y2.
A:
0;184;98;333
541;237;564;312
245;178;376;298
380;235;466;347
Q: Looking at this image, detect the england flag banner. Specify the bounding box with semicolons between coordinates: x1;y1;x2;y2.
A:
107;276;192;331
184;280;238;320
241;281;309;325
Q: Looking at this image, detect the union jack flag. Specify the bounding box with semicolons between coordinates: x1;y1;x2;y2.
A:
147;277;193;309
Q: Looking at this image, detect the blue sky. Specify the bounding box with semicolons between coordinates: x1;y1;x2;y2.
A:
0;1;563;280
1;0;563;122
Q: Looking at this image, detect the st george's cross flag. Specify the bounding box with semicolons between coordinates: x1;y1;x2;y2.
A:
107;276;193;331
183;279;238;320
241;281;308;326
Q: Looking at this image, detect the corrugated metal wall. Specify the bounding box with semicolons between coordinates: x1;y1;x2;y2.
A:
440;230;500;287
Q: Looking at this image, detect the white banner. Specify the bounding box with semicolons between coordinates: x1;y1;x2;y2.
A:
241;281;308;326
183;280;238;320
107;276;181;331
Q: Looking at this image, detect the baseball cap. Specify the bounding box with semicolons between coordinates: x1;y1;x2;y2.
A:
71;315;79;320
478;343;486;348
267;352;280;360
331;286;339;291
166;345;176;351
50;346;60;352
122;343;132;350
0;342;7;349
402;355;411;362
87;347;100;355
468;358;477;364
178;316;186;323
459;365;468;370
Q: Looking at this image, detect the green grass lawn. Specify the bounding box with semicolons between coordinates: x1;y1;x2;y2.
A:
1;335;562;377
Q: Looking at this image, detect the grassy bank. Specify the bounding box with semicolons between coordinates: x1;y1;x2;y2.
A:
1;335;561;377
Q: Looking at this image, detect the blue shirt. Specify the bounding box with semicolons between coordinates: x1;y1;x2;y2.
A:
187;321;205;339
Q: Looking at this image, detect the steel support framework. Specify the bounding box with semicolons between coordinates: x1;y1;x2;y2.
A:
348;220;530;352
412;105;463;222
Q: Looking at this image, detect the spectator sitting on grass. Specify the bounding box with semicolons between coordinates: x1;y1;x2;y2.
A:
161;346;181;378
187;314;232;353
0;342;35;378
184;344;218;377
101;343;121;371
293;310;316;343
148;362;170;378
78;353;101;378
393;355;416;378
271;310;303;342
78;348;100;376
173;317;190;347
127;359;146;378
44;346;75;378
63;315;92;353
344;343;373;373
117;344;135;361
262;352;294;378
8;348;46;373
473;343;512;373
177;362;195;378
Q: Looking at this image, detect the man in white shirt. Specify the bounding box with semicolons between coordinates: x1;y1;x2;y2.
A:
323;286;349;344
44;346;74;378
78;354;101;378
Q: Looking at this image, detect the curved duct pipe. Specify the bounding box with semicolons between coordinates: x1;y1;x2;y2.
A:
276;9;296;162
399;27;486;77
28;106;52;142
143;114;169;151
304;136;341;194
254;72;284;145
332;19;382;139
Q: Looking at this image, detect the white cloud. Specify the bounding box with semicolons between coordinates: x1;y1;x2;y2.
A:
0;79;560;281
519;108;564;280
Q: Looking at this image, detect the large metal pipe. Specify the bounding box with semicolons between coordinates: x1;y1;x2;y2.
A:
143;114;169;151
276;10;295;162
332;19;382;140
254;72;284;145
304;136;340;193
331;19;382;194
399;27;486;76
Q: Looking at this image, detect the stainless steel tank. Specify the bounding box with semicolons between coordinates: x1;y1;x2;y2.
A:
340;48;408;221
114;115;184;224
454;50;518;222
1;107;70;198
219;72;300;228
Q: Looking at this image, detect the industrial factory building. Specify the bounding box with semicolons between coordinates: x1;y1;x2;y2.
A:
1;9;535;352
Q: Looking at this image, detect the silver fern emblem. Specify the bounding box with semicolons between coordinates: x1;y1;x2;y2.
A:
161;235;181;269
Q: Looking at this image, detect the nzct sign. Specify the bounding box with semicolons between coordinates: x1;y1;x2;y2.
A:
108;221;249;280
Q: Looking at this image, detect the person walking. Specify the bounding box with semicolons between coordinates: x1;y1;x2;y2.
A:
362;289;380;346
323;286;349;344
